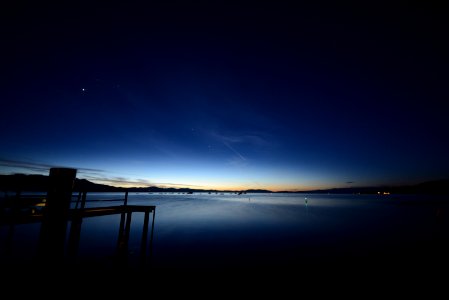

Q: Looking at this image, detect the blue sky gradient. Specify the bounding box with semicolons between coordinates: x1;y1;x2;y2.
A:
1;2;448;190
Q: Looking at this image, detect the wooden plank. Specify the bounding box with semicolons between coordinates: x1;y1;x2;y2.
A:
70;205;155;218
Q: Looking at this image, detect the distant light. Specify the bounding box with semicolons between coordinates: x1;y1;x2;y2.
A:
82;88;86;92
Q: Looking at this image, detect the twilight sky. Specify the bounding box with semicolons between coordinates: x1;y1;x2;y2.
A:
1;2;448;191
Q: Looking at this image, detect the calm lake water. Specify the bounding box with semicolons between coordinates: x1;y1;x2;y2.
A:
1;192;448;271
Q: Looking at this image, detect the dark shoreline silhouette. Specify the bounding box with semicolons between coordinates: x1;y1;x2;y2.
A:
1;174;448;195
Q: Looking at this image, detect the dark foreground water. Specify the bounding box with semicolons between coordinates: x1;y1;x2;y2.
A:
1;193;449;274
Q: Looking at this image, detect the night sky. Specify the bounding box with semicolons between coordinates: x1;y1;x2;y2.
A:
1;2;448;191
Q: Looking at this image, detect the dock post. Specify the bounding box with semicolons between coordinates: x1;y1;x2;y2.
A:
67;192;86;263
37;167;77;266
149;208;156;265
140;211;150;267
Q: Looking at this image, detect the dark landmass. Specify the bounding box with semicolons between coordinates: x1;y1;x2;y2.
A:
296;179;449;195
0;174;123;193
0;174;448;195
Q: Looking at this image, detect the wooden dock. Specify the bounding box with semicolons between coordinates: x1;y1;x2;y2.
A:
1;190;157;270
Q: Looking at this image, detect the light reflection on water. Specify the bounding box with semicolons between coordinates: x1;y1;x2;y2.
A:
1;193;448;269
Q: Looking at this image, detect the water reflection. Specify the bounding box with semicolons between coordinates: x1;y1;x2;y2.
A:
1;192;448;270
124;193;448;269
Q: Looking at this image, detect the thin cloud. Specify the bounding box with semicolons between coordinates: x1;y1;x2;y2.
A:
227;156;248;168
0;158;104;175
82;175;205;188
0;158;54;172
206;130;273;164
88;177;151;187
207;130;271;147
0;158;204;189
223;141;246;161
222;134;271;148
153;182;206;188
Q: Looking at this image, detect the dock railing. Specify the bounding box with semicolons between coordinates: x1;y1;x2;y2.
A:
67;191;156;268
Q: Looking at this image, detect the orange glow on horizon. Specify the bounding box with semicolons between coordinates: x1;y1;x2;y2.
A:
92;178;336;192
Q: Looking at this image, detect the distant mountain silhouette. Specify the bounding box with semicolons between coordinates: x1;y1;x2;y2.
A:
244;189;272;193
0;174;448;195
0;174;123;193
